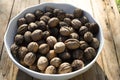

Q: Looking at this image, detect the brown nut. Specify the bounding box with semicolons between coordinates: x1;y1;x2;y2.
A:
65;39;80;49
17;24;28;34
45;65;56;74
71;19;82;29
48;17;59;28
80;16;88;25
40;15;50;23
18;46;28;59
46;36;57;48
24;52;36;66
31;29;43;41
20;60;27;67
58;51;71;61
36;20;47;31
57;10;66;21
53;8;61;16
79;41;89;50
70;32;79;39
27;42;39;53
45;6;54;13
73;8;83;18
39;43;50;54
66;13;74;19
50;57;62;67
29;64;39;71
44;12;53;18
58;62;72;74
64;18;71;26
28;22;38;32
46;50;56;60
37;56;48;71
72;49;83;59
17;18;26;26
34;9;44;20
25;13;35;23
90;38;100;49
24;31;32;43
71;59;84;71
54;42;65;53
84;32;93;42
59;21;68;27
10;43;19;55
84;47;96;60
60;27;71;36
14;34;24;45
42;31;50;39
79;26;88;36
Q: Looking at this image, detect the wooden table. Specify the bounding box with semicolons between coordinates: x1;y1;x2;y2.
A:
0;0;120;80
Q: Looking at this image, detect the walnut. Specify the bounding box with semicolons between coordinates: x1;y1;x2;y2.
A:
17;18;26;26
71;59;84;71
17;24;28;34
34;9;44;20
35;20;47;31
18;46;28;59
58;51;71;61
73;8;83;18
90;38;100;49
31;29;43;41
50;57;62;67
46;50;56;60
54;42;65;53
28;22;38;31
14;34;24;45
46;36;57;48
79;41;89;50
27;42;39;53
64;18;71;26
45;65;56;74
42;31;50;40
70;32;79;39
10;43;19;55
48;17;59;28
25;13;35;23
24;52;36;66
84;32;93;42
24;31;32;43
72;49;83;59
71;19;82;29
40;15;50;23
39;43;50;54
60;26;72;36
37;56;48;71
58;62;72;74
79;26;88;36
84;47;96;60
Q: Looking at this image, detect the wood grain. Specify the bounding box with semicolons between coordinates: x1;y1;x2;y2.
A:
91;0;120;80
0;0;39;80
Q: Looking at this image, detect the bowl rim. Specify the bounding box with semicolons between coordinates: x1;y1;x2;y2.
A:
4;2;104;77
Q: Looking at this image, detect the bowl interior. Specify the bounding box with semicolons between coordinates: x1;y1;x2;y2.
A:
4;2;104;78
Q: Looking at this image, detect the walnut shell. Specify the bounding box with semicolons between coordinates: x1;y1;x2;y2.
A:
71;19;82;29
46;50;56;60
28;22;38;31
54;42;65;53
73;8;83;18
24;31;32;43
40;15;50;23
18;46;28;59
10;43;19;55
25;13;35;23
14;34;24;45
50;57;62;67
45;65;56;74
72;49;83;59
31;29;43;41
17;24;28;34
46;36;57;48
37;56;48;71
34;9;44;20
27;42;39;53
17;18;26;26
60;27;72;36
39;43;50;54
70;32;79;39
48;17;59;28
84;32;93;42
90;38;100;49
65;39;80;49
79;41;89;50
58;62;72;74
24;52;36;66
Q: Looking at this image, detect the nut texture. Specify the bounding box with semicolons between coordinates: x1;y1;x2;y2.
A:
25;13;35;23
60;27;72;36
90;38;100;49
50;57;62;67
65;39;80;49
17;18;26;26
54;42;65;53
71;59;84;71
46;50;56;60
46;36;57;48
17;24;28;34
79;41;89;50
70;32;79;39
73;8;83;18
45;65;56;74
10;43;19;55
58;51;71;61
14;34;24;45
24;52;36;66
79;26;88;36
18;46;28;59
48;17;59;28
72;49;83;59
31;29;43;41
71;19;82;29
84;32;93;42
58;62;72;74
28;22;38;31
37;56;48;71
84;47;96;60
24;31;32;43
27;42;39;53
39;43;50;54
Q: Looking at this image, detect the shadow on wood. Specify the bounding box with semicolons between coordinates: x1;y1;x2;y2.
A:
15;62;108;80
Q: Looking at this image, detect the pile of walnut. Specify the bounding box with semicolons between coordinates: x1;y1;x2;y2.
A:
10;6;100;74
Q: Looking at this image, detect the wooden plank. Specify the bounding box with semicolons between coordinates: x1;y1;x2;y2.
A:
0;0;39;80
91;0;120;80
0;0;14;58
105;0;120;67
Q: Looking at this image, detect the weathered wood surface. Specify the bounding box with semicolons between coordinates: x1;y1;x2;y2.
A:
0;0;120;80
